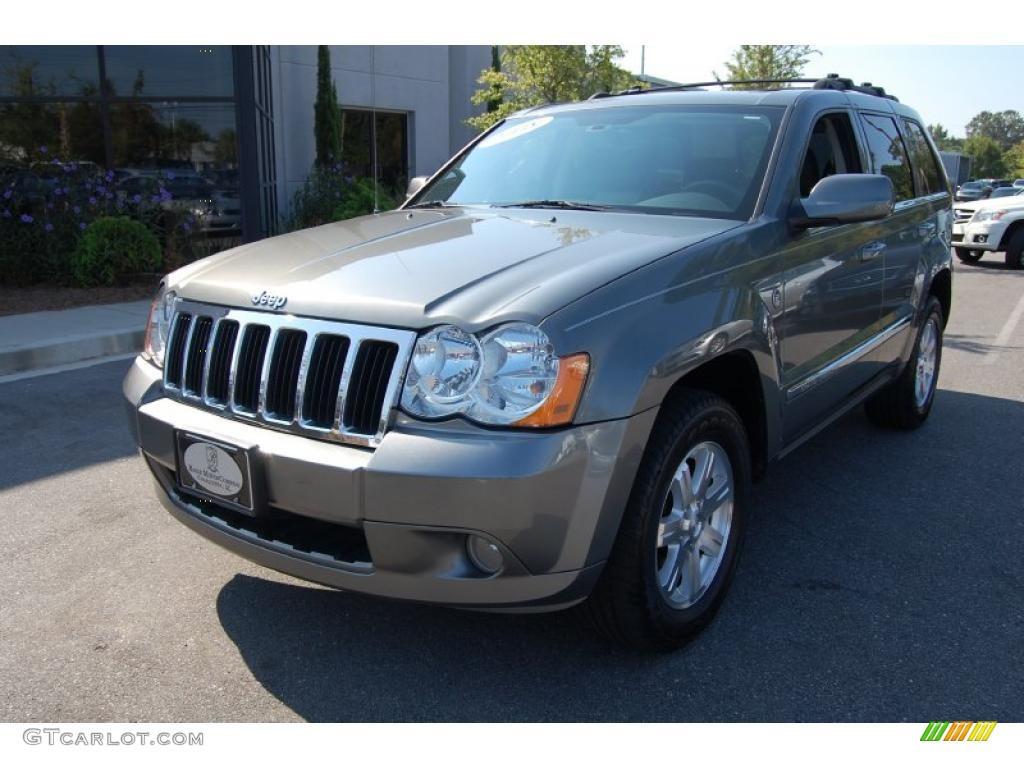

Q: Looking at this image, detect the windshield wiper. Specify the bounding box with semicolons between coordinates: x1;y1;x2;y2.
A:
493;199;609;211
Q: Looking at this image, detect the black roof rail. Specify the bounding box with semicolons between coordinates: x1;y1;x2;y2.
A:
812;74;898;101
590;74;898;102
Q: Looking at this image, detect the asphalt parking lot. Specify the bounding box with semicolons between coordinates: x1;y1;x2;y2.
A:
2;252;1022;723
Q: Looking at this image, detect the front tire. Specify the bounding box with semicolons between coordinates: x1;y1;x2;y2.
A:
955;247;982;263
1004;229;1024;270
585;389;751;650
865;296;943;429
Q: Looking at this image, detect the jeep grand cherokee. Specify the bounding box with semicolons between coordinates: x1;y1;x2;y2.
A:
124;75;953;649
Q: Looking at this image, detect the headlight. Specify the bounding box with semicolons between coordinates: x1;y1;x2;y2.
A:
972;208;1006;223
143;285;176;367
401;323;589;427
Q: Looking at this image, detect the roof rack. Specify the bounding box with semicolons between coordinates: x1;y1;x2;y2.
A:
590;74;898;102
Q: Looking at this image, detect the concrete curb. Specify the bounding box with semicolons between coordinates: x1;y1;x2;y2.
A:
0;329;144;376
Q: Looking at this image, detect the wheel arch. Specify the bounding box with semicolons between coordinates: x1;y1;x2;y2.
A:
998;219;1024;252
928;267;952;328
658;349;770;479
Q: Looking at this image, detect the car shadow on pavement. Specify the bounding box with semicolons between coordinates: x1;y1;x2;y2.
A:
216;388;1024;722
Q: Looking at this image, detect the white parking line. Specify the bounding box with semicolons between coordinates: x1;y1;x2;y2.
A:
982;286;1024;365
0;352;137;384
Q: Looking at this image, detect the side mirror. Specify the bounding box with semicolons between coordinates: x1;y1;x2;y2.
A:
405;176;428;200
790;174;895;229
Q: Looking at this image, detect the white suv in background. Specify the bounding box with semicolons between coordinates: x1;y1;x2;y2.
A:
952;194;1024;268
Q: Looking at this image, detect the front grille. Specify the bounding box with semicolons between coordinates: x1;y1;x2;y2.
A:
954;208;974;223
162;300;415;447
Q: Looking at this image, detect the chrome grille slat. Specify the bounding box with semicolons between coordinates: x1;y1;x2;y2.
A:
183;316;213;398
164;313;192;390
200;317;222;402
163;300;416;448
293;332;319;426
205;319;239;407
256;326;280;417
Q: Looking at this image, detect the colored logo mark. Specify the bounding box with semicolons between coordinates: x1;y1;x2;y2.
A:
921;721;997;741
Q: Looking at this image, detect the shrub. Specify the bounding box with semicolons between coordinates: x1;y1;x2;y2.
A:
70;216;162;287
1;158;198;286
287;167;396;231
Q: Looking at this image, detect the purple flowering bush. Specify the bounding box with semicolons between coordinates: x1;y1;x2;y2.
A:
0;154;195;286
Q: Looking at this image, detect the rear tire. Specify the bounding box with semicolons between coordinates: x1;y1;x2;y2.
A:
1004;229;1024;270
865;296;943;429
955;247;982;263
584;389;751;651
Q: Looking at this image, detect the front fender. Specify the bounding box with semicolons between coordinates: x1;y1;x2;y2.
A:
542;225;786;458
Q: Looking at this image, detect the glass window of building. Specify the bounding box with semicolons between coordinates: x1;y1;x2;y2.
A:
1;45;244;283
341;108;409;195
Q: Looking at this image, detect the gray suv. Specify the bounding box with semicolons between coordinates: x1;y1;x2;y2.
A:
124;75;953;649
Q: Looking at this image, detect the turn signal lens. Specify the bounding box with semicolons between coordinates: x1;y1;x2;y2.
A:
514;353;589;428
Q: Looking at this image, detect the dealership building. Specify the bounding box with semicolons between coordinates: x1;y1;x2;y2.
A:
0;45;491;250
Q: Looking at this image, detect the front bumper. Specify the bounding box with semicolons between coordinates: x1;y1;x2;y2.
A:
124;357;655;611
958;220;1005;252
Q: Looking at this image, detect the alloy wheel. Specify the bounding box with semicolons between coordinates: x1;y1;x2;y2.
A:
655;441;734;609
914;318;939;408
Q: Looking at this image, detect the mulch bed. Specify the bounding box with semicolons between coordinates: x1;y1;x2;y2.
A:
0;279;160;317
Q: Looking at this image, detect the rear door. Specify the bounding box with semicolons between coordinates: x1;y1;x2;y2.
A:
852;112;946;365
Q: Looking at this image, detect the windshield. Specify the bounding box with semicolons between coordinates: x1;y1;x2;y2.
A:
413;105;782;220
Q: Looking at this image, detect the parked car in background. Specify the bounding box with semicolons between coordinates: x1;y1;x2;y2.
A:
955;178;1013;202
956;180;991;202
1013;179;1024;188
988;187;1024;200
952;194;1024;267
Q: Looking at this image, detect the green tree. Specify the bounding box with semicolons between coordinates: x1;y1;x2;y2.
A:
486;45;502;113
927;123;963;152
467;45;635;132
717;45;819;88
1003;141;1024;179
962;134;1008;178
965;110;1024;152
314;45;343;167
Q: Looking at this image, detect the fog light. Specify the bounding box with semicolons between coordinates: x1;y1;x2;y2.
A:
975;234;988;243
466;535;504;574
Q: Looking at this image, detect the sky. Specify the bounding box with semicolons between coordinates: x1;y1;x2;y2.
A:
619;45;1024;136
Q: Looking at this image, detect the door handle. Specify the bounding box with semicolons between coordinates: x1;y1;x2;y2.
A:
859;242;886;262
918;221;937;237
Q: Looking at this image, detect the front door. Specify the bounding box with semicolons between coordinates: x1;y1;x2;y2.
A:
776;112;885;442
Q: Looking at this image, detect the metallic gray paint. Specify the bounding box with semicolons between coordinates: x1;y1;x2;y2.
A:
125;88;953;610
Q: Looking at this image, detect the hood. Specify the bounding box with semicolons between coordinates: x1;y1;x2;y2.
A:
169;207;738;330
956;196;1024;212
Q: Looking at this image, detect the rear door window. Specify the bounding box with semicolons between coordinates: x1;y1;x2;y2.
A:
901;119;947;196
858;113;914;202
